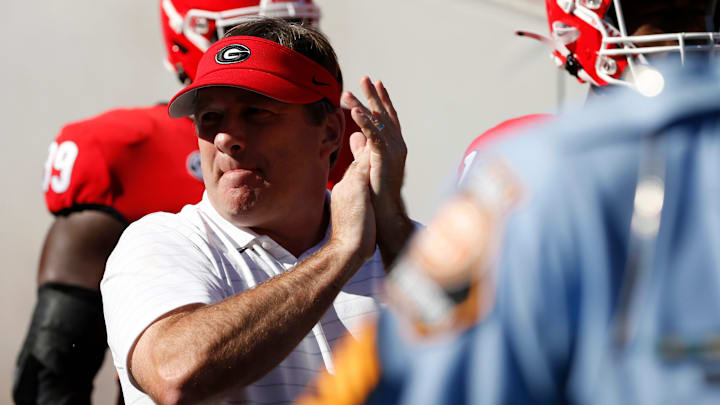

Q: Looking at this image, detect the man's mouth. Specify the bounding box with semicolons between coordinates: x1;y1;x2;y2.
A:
220;167;266;182
225;167;260;174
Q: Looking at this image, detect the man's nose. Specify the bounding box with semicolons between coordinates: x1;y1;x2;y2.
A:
214;128;246;155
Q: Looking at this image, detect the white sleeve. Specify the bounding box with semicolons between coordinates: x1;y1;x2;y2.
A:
101;213;227;379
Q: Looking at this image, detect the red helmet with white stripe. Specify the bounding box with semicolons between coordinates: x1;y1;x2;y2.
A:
160;0;320;84
521;0;720;91
458;114;552;185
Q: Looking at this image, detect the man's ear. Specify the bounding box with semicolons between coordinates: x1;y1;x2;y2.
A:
320;108;345;161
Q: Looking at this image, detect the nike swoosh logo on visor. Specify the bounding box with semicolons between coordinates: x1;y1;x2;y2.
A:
312;76;330;86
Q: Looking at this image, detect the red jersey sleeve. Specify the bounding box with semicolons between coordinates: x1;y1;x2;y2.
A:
42;106;204;223
43;121;115;218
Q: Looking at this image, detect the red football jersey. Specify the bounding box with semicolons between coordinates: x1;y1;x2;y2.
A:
43;105;356;223
43;105;205;223
457;114;552;184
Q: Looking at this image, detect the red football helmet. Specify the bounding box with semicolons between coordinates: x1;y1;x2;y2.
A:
519;0;720;91
160;0;321;83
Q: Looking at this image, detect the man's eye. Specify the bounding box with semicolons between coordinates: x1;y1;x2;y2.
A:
246;108;274;119
199;112;222;125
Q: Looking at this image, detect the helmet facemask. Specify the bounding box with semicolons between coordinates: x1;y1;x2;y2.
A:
598;0;720;89
523;0;720;94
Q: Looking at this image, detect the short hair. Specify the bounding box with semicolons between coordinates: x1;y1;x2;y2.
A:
224;18;343;165
224;18;342;120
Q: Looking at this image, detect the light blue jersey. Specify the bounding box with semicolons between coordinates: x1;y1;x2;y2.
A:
367;61;720;405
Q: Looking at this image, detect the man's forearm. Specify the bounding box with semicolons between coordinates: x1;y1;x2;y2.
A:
133;241;365;405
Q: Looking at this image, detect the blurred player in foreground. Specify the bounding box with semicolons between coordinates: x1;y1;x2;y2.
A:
306;58;720;405
12;1;357;404
299;0;720;404
102;18;413;404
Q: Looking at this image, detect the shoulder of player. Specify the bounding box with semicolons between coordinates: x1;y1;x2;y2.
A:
478;110;645;206
54;104;177;145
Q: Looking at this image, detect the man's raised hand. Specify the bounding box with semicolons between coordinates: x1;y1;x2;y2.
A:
342;77;413;269
342;77;407;217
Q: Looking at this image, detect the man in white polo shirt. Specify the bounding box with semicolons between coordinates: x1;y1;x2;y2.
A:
100;18;413;405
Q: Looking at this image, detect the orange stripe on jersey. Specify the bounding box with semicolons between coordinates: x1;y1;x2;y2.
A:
296;323;380;405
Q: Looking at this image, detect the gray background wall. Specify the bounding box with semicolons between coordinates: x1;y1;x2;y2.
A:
0;1;586;403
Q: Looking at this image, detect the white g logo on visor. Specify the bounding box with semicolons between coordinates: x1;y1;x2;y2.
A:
215;44;251;64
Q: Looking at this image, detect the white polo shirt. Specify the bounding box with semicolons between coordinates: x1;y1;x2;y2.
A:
101;192;385;405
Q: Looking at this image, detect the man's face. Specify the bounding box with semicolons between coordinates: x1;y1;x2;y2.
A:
193;86;335;229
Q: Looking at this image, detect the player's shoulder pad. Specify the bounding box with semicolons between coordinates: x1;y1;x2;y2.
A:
55;106;162;146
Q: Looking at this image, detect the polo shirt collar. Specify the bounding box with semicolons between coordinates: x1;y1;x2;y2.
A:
197;191;332;260
198;191;259;250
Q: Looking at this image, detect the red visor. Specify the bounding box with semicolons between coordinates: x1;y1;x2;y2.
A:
168;36;340;118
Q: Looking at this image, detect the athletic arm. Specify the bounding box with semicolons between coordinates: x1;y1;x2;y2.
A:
38;210;127;289
13;210;126;405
